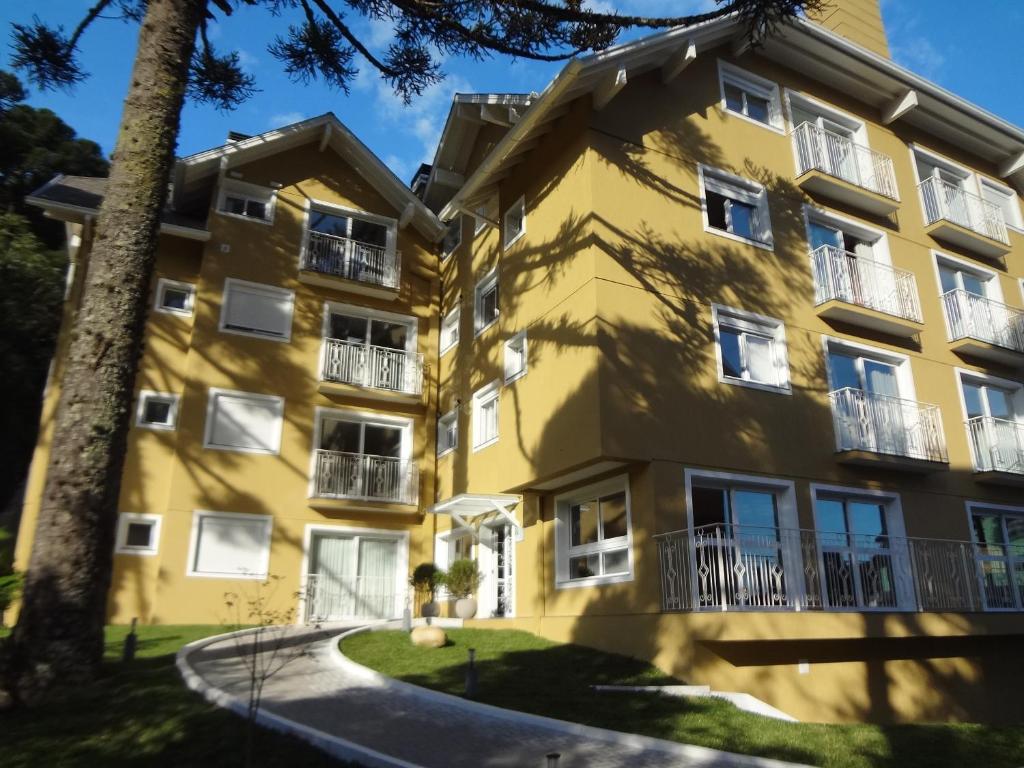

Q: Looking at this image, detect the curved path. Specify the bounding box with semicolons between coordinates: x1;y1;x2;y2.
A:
178;624;812;768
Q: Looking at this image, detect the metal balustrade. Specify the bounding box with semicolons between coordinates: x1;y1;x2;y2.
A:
941;289;1024;354
655;524;1003;613
829;387;948;463
302;230;401;289
810;245;922;322
321;337;424;395
918;176;1009;244
967;416;1024;476
304;572;401;622
792;122;899;200
311;449;418;504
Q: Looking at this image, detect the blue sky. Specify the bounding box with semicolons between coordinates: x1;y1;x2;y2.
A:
2;1;1022;184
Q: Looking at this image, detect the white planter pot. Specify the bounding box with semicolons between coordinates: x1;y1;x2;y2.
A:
454;597;477;619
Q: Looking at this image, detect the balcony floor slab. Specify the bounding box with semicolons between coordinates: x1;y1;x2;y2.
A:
975;470;1024;488
299;270;399;300
949;337;1024;369
816;299;923;338
797;170;900;216
318;379;424;406
924;220;1010;260
308;496;420;515
836;449;948;473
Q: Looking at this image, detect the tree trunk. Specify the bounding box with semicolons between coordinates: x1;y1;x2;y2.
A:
6;0;206;701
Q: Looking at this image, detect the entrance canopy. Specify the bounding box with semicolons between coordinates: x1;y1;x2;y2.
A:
428;493;523;541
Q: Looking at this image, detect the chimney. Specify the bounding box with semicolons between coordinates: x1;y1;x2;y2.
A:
808;0;890;58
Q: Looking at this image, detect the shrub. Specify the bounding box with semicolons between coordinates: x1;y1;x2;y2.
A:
442;559;482;599
410;563;443;600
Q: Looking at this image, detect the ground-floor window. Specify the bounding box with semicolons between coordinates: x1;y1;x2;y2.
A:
969;503;1024;610
187;511;273;579
555;475;633;588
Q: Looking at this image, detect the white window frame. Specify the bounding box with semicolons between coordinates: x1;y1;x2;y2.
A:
979;177;1023;232
717;60;784;133
474;268;500;335
219;278;295;343
135;390;181;431
964;500;1024;612
216;179;277;225
504;330;528;384
320;300;418;354
203;388;285;455
503;195;526;249
808;483;914;611
784;90;868;144
803;205;892;265
698;165;774;250
931;250;1003;303
114;513;162;556
474;199;495;235
186;510;273;580
312;405;414;462
437;409;459;457
554;474;634;589
711;304;791;394
472;381;500;451
821;335;917;402
953;366;1024;427
908;144;988;228
154;278;196;317
685;468;800;531
299;198;398;267
440;306;461;355
442;217;463;258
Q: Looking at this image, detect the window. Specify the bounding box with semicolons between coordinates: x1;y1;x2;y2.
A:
472;382;500;450
217;181;275;223
115;513;162;556
712;305;790;393
442;217;462;258
700;166;773;248
807;211;885;261
187;511;272;579
474;270;499;334
957;370;1023;474
136;390;180;431
313;409;413;501
980;179;1023;231
503;196;526;248
220;278;294;342
968;503;1024;610
440;307;460;355
154;278;195;317
718;61;783;131
474;200;494;235
935;253;998;299
812;487;908;610
556;475;632;587
437;410;458;456
504;331;527;383
321;303;418;391
204;389;284;454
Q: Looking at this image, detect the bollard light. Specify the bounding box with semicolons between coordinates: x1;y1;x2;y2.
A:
122;617;138;663
465;647;478;699
546;752;560;767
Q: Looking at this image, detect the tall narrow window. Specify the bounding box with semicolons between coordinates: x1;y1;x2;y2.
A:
437;410;458;456
442;217;462;258
474;270;499;334
504;331;527;383
700;166;773;248
472;383;500;450
503;196;526;248
440;307;460;354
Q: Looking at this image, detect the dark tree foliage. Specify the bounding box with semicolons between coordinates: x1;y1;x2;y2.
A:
12;0;823;111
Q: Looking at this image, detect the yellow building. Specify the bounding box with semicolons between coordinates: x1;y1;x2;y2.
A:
14;0;1024;724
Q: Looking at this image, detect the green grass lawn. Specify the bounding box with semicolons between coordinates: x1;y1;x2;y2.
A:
342;628;1024;768
0;624;355;768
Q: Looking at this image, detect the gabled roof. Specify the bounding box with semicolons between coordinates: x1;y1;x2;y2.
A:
173;113;445;242
26;175;210;241
439;14;1024;220
421;93;534;212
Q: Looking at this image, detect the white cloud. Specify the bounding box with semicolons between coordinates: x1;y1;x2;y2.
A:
891;36;945;80
385;153;412;181
373;73;474;164
236;49;259;72
268;112;306;128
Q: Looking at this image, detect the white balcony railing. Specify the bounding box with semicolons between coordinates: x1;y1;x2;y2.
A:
792;122;899;200
302;231;401;289
967;416;1024;476
918;176;1009;245
304;572;402;623
810;245;922;322
941;289;1024;354
655;524;999;613
321;338;423;395
829;387;947;463
312;449;418;505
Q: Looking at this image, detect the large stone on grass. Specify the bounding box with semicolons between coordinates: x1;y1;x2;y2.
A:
410;625;446;648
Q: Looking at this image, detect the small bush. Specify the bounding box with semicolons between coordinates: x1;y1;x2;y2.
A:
442;559;482;599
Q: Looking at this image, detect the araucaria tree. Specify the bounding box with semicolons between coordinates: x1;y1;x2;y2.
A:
3;0;818;701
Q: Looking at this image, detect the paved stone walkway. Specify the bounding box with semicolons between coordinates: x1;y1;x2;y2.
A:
182;625;809;768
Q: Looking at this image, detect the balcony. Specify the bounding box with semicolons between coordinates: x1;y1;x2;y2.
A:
320;338;424;400
810;245;923;337
967;416;1024;487
829;387;948;471
310;449;418;507
655;524;1018;613
792;122;900;216
941;290;1024;367
918;177;1010;259
300;231;401;298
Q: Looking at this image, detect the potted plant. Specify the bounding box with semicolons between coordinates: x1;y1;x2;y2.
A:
410;562;443;618
444;558;483;619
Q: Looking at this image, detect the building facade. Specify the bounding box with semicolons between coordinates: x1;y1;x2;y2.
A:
13;1;1024;723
